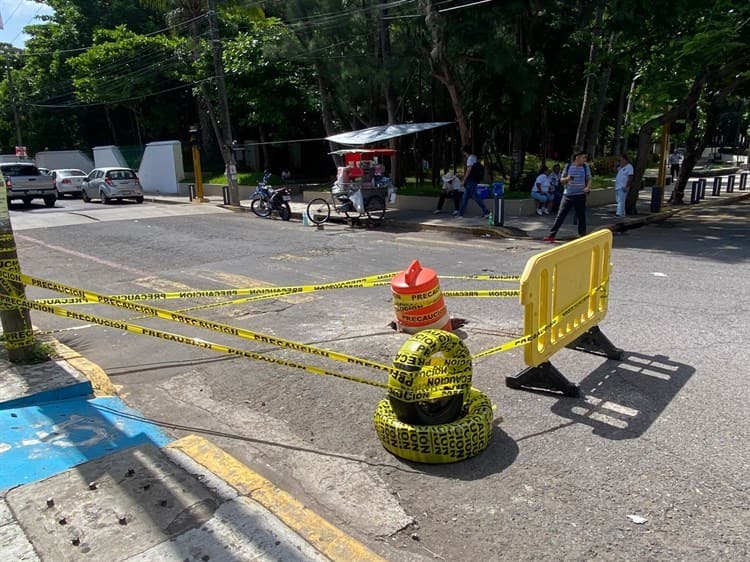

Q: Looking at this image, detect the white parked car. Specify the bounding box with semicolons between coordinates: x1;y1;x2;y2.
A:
82;167;144;204
50;169;87;197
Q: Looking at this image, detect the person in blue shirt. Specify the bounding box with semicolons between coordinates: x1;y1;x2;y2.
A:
543;151;592;242
455;145;490;218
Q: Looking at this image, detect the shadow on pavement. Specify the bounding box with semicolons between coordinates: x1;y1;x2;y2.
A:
550;352;695;440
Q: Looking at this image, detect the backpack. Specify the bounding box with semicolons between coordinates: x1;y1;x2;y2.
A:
469;161;485;182
563;162;592;181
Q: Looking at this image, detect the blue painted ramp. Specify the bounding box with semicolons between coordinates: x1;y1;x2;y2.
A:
0;396;171;491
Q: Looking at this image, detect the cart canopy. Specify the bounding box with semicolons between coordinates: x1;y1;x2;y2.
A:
325;122;452;146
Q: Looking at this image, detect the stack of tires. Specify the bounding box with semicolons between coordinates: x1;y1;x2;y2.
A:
373;328;494;464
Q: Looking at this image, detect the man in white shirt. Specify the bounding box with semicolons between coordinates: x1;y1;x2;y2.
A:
615;153;634;217
669;149;683;181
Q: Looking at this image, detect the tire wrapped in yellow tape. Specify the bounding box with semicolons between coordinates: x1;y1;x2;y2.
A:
373;387;494;463
388;329;473;425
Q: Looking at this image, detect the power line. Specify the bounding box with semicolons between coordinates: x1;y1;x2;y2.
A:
17;13;208;57
27;75;216;108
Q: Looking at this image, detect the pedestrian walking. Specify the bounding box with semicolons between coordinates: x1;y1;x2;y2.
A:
456;145;490;219
615;153;634;217
543;151;592;242
669;149;683;181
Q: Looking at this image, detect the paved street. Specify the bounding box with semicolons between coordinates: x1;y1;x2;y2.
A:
7;196;750;560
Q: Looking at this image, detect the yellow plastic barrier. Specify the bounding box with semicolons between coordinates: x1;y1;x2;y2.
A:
521;230;612;365
506;230;621;396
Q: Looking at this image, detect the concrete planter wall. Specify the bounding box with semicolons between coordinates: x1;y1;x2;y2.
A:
303;188;617;217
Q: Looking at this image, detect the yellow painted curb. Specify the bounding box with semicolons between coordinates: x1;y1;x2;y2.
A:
50;338;118;396
167;434;386;562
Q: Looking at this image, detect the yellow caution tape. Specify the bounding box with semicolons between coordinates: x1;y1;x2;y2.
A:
0;292;392;391
32;271;402;306
441;274;521;281
443;290;520;298
471;282;607;360
0;269;400;376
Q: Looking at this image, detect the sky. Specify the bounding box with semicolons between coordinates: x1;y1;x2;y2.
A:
0;0;54;48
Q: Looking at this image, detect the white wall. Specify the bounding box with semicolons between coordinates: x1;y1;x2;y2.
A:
93;146;128;168
137;141;185;194
35;150;95;172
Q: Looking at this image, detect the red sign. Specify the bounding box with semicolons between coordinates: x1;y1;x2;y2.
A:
15;146;27;158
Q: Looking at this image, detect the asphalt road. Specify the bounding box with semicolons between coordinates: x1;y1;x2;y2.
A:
10;199;750;561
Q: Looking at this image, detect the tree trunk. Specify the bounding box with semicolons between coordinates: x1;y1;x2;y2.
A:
587;31;617;159
380;3;401;186
104;106;119;145
509;123;525;190
622;71;640;152
612;83;627;156
670;109;702;204
574;3;603;151
419;0;470;146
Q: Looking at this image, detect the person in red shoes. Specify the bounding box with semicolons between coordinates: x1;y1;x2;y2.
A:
543;150;592;243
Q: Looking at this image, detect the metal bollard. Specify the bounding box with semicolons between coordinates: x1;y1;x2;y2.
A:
726;175;735;193
712;176;721;196
492;182;505;227
650;186;662;212
188;184;195;201
222;185;230;205
699;178;707;199
740;172;748;191
690;180;700;204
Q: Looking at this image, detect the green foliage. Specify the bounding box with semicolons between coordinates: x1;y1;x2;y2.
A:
590;155;620;177
67;27;184;105
0;0;747;176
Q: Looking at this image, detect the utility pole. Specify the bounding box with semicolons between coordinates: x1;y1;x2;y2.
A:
206;0;240;206
0;188;35;362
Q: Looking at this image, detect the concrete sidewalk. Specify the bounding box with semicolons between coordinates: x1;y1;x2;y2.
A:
145;179;750;241
0;339;384;561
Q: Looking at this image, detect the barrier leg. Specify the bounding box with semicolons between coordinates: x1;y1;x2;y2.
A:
566;325;623;360
506;362;579;397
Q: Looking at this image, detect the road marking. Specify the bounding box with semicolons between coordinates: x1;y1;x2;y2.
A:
168;435;386;562
16;234;152;276
52;338;118;396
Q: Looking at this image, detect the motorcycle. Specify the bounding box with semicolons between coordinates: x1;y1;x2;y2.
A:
248;171;292;221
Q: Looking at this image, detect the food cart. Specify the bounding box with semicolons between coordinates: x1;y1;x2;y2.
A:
305;148;396;224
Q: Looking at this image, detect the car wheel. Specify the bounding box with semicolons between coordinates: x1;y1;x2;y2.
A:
43;195;56;208
135;196;144;204
100;191;111;204
82;189;91;202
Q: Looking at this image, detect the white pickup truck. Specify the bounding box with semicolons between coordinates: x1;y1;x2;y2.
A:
1;162;57;207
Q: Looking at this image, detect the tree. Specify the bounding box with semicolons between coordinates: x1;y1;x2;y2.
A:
67;27;186;144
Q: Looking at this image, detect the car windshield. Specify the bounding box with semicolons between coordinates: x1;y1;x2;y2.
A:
60;170;86;177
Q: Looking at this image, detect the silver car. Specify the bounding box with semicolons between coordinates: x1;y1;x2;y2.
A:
51;169;87;197
82;167;144;204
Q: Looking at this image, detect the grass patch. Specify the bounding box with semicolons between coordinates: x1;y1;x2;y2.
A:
0;338;58;364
